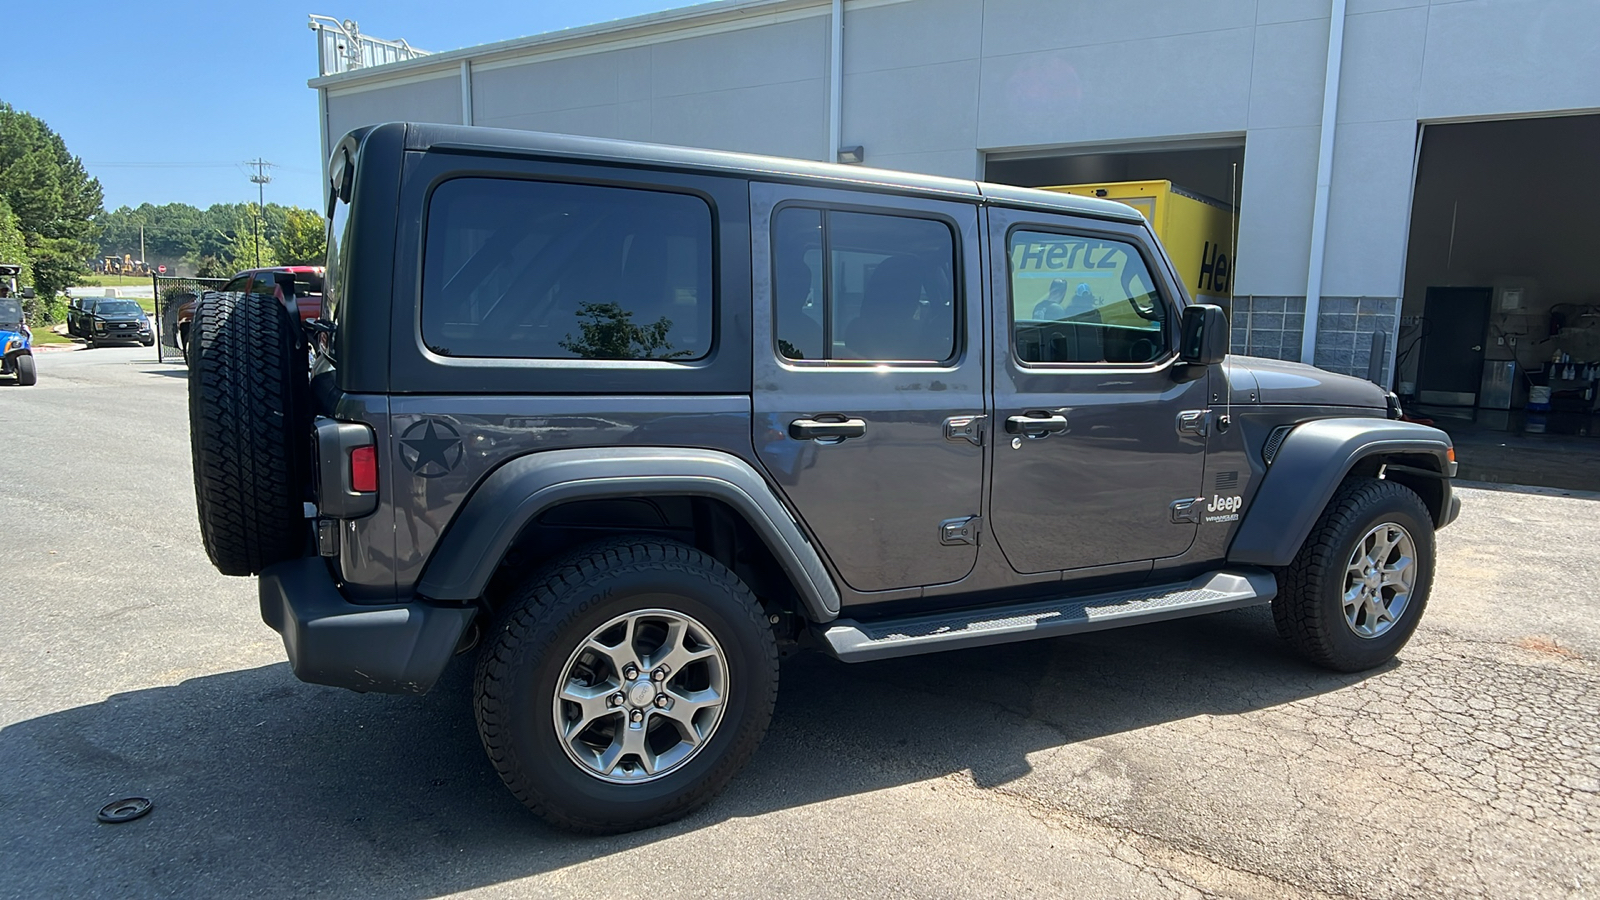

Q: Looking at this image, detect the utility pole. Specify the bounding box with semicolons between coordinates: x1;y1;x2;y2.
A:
248;158;274;267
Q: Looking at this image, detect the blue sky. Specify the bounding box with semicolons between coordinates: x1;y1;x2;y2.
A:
3;1;701;213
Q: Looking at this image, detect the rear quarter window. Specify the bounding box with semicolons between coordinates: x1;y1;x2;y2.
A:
420;177;714;361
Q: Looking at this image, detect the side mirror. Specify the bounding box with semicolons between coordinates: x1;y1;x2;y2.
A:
20;287;35;299
1179;304;1230;366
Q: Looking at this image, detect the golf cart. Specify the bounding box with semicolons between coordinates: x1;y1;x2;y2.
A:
0;264;37;386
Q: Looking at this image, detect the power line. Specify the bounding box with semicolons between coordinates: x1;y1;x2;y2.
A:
247;159;275;268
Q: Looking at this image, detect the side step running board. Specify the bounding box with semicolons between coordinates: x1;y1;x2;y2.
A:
820;569;1277;663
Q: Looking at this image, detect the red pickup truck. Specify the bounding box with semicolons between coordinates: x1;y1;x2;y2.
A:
175;266;323;363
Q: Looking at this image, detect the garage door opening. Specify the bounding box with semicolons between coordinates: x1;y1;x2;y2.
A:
1399;113;1600;492
985;141;1245;319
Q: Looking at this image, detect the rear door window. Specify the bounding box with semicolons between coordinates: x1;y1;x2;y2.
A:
772;207;957;363
421;177;714;361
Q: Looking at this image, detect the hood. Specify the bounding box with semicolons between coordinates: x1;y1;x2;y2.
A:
0;326;26;348
1226;355;1388;408
97;313;147;323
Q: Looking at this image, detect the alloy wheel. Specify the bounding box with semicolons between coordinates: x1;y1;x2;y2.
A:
1341;522;1417;639
551;608;729;783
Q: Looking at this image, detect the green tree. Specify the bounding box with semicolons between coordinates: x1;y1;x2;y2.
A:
274;207;326;265
559;302;689;360
224;206;278;271
0;101;103;301
0;197;28;275
194;255;232;279
96;201;319;276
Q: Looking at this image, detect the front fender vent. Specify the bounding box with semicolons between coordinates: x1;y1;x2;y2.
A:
1262;425;1294;466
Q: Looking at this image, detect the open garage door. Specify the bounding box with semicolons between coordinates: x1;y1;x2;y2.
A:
1399;114;1600;492
985;141;1244;318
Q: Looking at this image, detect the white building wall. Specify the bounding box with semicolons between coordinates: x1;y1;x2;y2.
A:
324;73;463;149
472;14;830;160
314;0;1600;375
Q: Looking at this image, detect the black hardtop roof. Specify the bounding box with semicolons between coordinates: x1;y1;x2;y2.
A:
392;123;1144;224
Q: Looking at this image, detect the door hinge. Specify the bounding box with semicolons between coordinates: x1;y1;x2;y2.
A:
939;515;982;546
1170;498;1204;524
943;415;986;446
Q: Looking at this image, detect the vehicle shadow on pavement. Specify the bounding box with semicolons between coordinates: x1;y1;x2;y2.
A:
0;605;1370;898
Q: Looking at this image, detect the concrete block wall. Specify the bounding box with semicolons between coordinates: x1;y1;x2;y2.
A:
1313;297;1398;380
1230;295;1398;383
1231;296;1306;363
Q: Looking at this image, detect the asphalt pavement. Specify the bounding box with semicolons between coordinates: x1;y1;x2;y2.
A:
1;347;1595;899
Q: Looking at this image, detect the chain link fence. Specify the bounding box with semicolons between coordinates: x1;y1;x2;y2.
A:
151;275;228;364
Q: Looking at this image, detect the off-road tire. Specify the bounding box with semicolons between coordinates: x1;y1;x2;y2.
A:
187;291;309;576
1273;477;1435;672
15;354;35;386
474;537;779;834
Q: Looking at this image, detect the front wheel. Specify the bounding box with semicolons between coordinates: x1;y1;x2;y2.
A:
15;354;36;386
474;538;778;833
1273;477;1435;672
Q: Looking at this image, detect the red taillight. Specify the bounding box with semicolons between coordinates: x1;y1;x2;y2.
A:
349;445;378;493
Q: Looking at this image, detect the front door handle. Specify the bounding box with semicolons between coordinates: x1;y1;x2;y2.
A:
790;416;868;441
1005;413;1068;437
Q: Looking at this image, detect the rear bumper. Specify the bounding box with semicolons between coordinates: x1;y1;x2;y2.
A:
258;557;475;695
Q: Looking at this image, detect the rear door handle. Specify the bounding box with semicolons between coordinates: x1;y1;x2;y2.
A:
789;417;868;441
1005;414;1068;438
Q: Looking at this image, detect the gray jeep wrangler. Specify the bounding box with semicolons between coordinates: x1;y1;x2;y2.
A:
188;123;1459;833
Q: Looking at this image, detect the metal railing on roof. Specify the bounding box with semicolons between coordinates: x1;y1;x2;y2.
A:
309;15;430;77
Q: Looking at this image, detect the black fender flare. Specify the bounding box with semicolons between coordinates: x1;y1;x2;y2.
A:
414;447;841;622
1227;418;1454;567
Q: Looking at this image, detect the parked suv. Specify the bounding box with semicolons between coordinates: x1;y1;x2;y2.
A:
188;124;1459;834
80;298;153;348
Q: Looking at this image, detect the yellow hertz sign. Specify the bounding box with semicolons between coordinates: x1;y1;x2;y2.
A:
1038;180;1236;312
1009;232;1158;330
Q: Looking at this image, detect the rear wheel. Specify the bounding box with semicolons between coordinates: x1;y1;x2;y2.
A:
474;538;778;833
15;353;35;386
1273;477;1435;672
187;291;309;576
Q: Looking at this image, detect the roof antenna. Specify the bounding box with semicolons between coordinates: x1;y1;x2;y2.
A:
1217;160;1239;435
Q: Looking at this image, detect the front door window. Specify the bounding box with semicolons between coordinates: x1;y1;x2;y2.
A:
1008;230;1168;365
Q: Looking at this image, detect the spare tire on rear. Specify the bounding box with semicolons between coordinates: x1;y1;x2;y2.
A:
188;291;310;576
